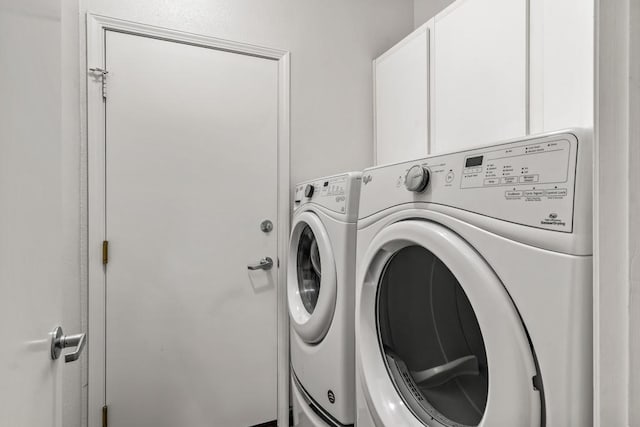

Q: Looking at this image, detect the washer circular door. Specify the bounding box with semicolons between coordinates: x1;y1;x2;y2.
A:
358;220;542;427
288;211;337;343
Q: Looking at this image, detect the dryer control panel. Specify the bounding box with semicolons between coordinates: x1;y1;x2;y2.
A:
459;139;571;194
359;132;588;233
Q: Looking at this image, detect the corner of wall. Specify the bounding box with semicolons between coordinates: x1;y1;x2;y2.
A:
413;0;455;28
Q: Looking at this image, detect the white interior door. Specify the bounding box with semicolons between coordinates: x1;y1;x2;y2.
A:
0;1;83;426
101;30;280;426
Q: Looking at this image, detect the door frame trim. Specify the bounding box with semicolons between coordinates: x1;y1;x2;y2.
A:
86;13;291;427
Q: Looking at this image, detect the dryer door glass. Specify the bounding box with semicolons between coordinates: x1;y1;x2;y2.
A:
296;225;322;314
377;245;488;427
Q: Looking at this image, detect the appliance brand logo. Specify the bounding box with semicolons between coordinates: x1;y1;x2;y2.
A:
327;390;335;404
541;212;566;227
363;175;373;185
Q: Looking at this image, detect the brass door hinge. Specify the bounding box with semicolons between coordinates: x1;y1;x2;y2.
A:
102;405;108;427
102;241;109;265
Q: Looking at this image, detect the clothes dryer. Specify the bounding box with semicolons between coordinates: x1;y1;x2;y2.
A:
355;131;592;426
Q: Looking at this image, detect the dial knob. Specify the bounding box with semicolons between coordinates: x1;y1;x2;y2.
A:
405;165;430;192
304;184;315;198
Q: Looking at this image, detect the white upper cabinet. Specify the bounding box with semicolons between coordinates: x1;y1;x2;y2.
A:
431;0;528;153
374;24;431;166
373;0;594;161
529;0;594;133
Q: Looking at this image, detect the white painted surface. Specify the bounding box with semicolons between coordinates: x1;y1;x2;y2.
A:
413;0;454;28
593;0;632;425
629;2;640;423
0;1;81;426
431;0;528;153
97;30;280;427
374;25;430;165
529;0;594;133
84;0;414;185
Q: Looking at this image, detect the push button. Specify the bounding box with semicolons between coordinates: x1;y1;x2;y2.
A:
446;171;455;183
524;189;545;197
519;175;539;183
546;188;568;197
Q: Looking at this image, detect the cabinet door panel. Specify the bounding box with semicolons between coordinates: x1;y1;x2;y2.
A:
529;0;594;133
374;27;429;165
432;0;527;153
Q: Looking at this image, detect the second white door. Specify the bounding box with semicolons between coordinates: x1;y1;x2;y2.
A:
100;30;280;427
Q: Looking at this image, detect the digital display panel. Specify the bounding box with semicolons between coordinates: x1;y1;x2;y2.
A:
465;156;484;168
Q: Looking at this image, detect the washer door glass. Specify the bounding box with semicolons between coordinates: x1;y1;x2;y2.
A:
296;225;322;314
287;211;337;344
377;245;488;427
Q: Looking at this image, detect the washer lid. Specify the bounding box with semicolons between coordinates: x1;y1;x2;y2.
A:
288;211;337;343
357;220;541;427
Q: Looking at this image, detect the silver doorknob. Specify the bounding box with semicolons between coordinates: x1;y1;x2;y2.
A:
51;326;86;363
247;257;274;271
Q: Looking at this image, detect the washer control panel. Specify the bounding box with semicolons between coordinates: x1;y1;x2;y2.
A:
294;173;361;216
360;133;582;232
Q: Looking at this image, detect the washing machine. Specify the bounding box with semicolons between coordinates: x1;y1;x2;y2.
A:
354;130;592;426
289;172;361;427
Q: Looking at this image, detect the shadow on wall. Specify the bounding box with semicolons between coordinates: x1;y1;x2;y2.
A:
414;0;455;27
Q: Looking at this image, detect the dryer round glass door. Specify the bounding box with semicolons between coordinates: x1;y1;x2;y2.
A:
357;220;542;427
288;211;337;344
378;245;487;426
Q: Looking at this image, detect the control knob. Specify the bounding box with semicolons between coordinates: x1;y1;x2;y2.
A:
405;165;430;193
304;184;315;198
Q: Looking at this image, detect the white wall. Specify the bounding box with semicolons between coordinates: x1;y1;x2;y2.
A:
594;0;636;425
413;0;454;27
81;0;414;186
629;0;640;424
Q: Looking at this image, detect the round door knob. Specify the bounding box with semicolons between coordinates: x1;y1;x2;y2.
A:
304;184;314;198
405;165;430;192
